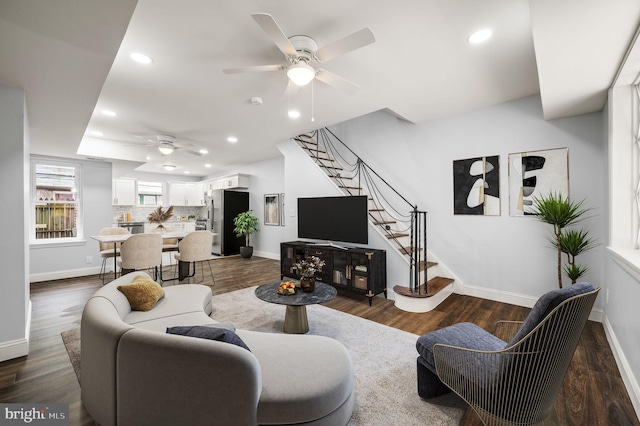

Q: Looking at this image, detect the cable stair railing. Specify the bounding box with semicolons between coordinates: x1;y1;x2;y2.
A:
293;129;454;298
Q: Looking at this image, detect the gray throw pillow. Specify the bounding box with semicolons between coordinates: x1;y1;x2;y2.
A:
166;325;250;351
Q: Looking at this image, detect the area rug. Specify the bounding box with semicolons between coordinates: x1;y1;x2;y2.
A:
61;327;81;384
210;286;466;426
61;286;466;425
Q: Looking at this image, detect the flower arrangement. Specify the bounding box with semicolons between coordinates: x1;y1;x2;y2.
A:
294;256;326;278
147;205;174;231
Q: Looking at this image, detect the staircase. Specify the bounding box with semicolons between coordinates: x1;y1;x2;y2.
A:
293;129;454;313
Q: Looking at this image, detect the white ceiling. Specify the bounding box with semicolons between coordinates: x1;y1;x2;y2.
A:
1;0;639;178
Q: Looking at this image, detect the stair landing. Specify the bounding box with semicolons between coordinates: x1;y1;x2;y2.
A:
392;277;454;313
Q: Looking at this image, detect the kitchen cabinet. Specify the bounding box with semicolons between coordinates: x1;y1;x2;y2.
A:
204;174;250;192
144;221;197;233
185;183;205;206
112;179;136;205
169;183;205;206
280;241;387;305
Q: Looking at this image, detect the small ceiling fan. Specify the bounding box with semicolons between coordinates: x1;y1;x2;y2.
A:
130;135;206;157
222;13;375;94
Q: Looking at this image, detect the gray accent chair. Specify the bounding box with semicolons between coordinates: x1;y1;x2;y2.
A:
416;282;599;425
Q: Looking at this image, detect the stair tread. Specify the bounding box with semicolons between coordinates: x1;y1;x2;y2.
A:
373;220;396;225
319;164;343;170
338;185;362;190
401;246;424;254
385;233;409;239
392;277;454;298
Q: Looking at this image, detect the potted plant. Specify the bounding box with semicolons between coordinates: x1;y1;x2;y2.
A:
233;210;259;258
147;205;174;232
532;192;596;288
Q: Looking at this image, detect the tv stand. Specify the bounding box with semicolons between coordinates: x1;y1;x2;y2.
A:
280;241;387;305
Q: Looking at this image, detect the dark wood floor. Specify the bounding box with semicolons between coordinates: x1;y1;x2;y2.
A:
0;256;637;425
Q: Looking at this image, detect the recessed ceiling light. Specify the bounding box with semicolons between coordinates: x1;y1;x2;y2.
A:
146;155;151;160
227;136;238;143
184;171;190;174
101;109;117;117
468;29;492;44
91;131;104;137
199;149;208;154
205;164;212;168
288;110;301;119
130;52;153;64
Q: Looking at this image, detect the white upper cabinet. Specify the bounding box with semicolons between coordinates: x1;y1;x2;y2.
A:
112;179;136;205
169;182;205;206
185;183;205;206
204;173;250;192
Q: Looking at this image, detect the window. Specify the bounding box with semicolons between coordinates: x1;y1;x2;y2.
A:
137;181;163;206
31;158;82;243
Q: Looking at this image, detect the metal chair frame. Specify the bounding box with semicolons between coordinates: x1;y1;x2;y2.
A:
433;288;599;426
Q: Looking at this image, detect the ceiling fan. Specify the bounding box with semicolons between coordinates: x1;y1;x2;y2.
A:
131;134;206;157
222;13;375;94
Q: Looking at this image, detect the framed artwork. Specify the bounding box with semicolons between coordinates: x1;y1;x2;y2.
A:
508;148;569;216
264;194;280;225
279;193;285;226
453;155;500;215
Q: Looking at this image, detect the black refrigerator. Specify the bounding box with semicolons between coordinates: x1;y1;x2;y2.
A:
208;190;249;256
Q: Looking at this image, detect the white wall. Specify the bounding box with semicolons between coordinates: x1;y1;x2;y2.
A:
330;95;606;306
30;158;113;282
0;84;30;361
225;156;286;259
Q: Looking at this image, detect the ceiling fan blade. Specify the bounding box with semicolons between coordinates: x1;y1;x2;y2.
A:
315;69;360;95
315;27;375;62
251;13;297;57
222;64;284;74
177;146;204;156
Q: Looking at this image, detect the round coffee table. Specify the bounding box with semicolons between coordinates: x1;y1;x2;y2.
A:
255;281;337;334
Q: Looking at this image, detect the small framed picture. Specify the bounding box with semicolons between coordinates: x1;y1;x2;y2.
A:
264;194;280;226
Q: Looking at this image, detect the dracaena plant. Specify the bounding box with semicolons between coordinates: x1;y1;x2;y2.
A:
532;192;596;288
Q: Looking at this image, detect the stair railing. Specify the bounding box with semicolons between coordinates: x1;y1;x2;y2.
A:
295;128;429;295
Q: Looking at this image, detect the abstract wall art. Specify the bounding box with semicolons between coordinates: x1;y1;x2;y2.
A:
453;155;500;215
508;148;569;216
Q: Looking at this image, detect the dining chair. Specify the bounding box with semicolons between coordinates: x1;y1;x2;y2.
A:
174;231;215;285
118;233;163;282
160;225;179;267
98;226;130;284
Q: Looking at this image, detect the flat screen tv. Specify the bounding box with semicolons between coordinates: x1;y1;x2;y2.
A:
297;195;368;245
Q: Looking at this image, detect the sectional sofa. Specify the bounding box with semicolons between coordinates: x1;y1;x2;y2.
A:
81;271;354;425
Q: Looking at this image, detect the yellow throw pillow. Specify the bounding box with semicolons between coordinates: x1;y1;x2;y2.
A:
117;275;165;311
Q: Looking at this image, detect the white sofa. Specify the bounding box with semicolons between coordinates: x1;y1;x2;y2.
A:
81;272;354;426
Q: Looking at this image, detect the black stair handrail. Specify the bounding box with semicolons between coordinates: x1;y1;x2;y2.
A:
296;128;430;295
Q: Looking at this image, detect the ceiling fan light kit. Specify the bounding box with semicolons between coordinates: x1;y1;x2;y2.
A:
158;142;175;155
287;62;315;86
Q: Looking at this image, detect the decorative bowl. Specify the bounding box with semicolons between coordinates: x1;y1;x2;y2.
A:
277;281;297;295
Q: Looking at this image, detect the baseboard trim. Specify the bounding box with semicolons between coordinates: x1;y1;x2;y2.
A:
0;300;31;362
460;283;604;322
30;266;102;283
254;250;279;261
602;313;640;420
